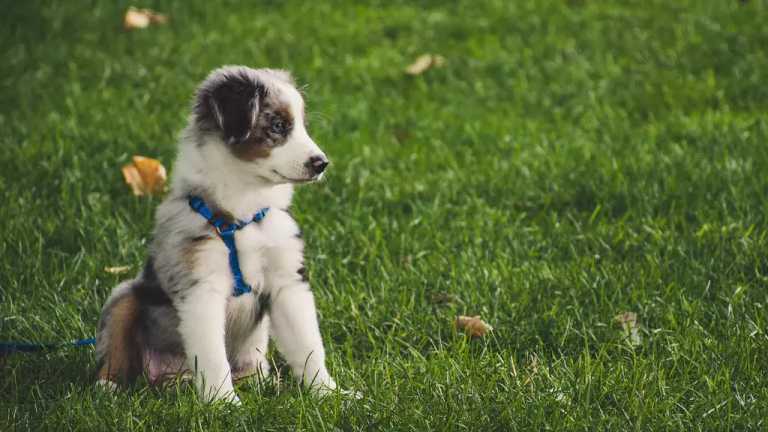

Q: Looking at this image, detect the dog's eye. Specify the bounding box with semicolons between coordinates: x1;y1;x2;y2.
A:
270;117;287;135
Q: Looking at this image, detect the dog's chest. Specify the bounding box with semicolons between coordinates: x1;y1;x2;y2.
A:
235;226;271;292
222;214;300;336
232;212;301;290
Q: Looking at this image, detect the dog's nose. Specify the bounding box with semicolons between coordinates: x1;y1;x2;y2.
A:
306;155;329;175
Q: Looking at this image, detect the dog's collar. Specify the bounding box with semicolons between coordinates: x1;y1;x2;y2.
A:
188;196;269;296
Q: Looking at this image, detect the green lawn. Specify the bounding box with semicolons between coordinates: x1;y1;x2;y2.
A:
2;0;768;430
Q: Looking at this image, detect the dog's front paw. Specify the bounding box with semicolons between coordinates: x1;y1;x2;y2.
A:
305;373;336;395
308;378;362;400
205;390;241;406
198;382;241;405
336;388;363;400
225;393;242;406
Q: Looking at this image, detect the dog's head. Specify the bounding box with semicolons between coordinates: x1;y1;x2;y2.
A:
193;66;328;184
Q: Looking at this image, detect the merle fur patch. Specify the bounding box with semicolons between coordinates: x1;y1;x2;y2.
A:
194;68;295;161
133;258;173;307
254;292;271;325
194;69;264;142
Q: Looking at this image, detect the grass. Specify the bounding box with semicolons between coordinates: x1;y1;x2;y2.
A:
2;0;768;430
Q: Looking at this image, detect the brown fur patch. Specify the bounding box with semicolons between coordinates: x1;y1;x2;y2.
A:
231;99;294;161
231;140;272;160
97;293;143;384
180;238;205;271
273;105;293;129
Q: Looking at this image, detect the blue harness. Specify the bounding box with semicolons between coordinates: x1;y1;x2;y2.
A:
188;196;269;296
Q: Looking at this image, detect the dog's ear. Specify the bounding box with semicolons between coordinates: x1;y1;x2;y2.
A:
196;71;262;143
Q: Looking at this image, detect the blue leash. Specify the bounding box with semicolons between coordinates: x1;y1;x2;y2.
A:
0;337;96;356
188;195;269;296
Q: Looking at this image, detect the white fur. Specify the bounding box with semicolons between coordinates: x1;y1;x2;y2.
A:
167;68;338;402
96;67;343;403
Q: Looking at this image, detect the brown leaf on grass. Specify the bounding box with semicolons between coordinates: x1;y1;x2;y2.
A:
123;7;168;30
104;266;131;275
455;315;493;337
122;155;167;196
614;311;642;346
405;54;446;75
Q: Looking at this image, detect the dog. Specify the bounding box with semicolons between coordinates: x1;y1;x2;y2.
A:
95;66;342;404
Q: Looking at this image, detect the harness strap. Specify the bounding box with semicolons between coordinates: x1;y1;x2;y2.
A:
188;196;269;296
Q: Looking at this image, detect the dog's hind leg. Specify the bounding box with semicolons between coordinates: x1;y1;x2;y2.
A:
95;281;144;387
232;318;271;382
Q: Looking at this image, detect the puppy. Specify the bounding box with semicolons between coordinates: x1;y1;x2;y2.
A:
96;66;341;404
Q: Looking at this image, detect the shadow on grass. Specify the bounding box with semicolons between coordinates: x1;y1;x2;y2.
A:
1;349;99;403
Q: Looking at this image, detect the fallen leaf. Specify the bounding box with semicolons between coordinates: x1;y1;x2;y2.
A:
614;311;642;346
455;315;493;337
123;7;168;31
122;155;167;196
104;266;131;275
405;54;446;75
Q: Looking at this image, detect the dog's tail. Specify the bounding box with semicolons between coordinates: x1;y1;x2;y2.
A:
95;281;144;386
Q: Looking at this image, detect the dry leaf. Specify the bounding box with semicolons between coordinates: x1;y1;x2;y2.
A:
104;265;131;275
614;311;642;346
405;54;446;75
123;7;168;30
455;315;493;337
122;155;167;196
